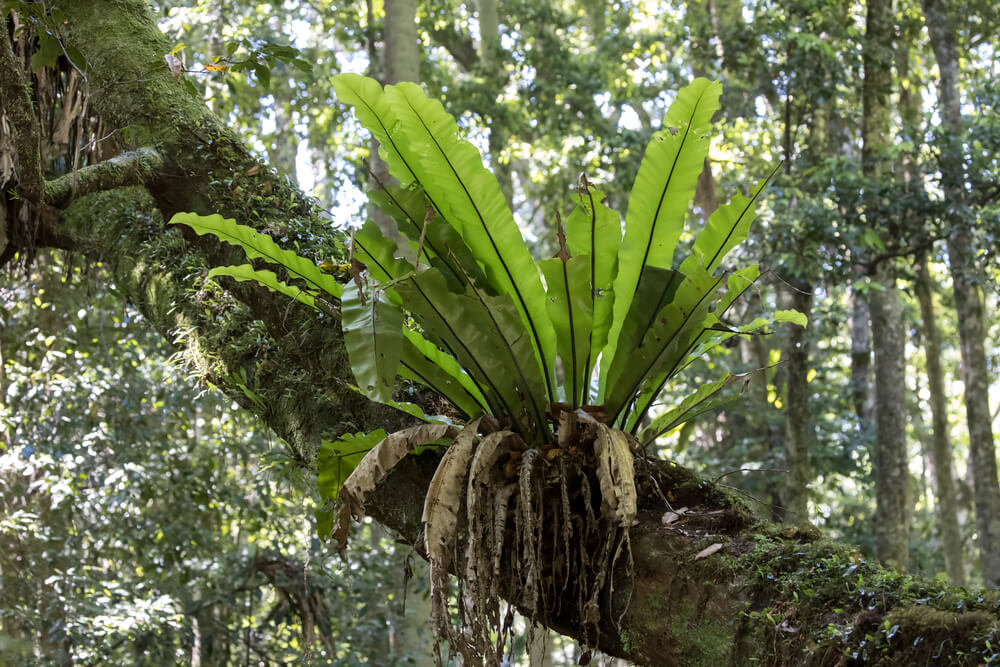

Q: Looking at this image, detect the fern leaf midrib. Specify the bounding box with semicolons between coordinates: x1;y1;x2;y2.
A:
354;238;506;418
405;103;555;402
560;257;579;408
635;85;710;287
704;165;777;271
611;272;726;425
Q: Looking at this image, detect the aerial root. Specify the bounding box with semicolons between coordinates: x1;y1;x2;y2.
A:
335;410;639;666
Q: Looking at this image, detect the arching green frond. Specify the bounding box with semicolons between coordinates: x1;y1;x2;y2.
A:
169;212;343;297
331;73;417;184
637;375;738;447
539;252;594;407
385;81;557;400
207;265;318;310
600;79;721;395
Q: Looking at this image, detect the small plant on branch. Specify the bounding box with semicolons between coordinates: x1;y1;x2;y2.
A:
171;74;804;665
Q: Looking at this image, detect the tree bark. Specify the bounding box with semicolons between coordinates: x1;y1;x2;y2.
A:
8;1;1000;663
921;0;1000;589
863;0;909;571
384;0;419;84
849;288;874;433
368;0;420;225
915;257;965;584
783;284;812;521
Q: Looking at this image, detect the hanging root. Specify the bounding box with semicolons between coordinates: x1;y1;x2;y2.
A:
456;410;639;664
335;409;639;666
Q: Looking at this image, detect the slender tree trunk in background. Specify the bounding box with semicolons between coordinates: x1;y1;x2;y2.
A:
921;0;1000;588
850;284;874;435
898;18;963;585
474;0;514;207
476;0;499;64
369;0;419;225
915;258;965;584
384;0;419;84
869;272;910;569
783;284;813;521
864;0;909;571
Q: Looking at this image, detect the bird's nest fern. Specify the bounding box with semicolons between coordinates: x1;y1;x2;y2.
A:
171;74;805;665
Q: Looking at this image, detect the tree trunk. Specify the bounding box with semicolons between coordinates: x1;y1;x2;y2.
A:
6;1;1000;663
915;257;965;584
384;0;419;84
921;0;1000;588
850;288;874;433
863;0;909;571
368;0;420;224
783;283;812;520
869;269;910;570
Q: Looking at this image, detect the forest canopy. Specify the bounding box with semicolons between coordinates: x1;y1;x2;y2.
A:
1;0;1000;664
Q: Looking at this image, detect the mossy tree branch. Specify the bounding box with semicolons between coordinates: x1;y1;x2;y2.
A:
9;1;1000;664
44;148;163;208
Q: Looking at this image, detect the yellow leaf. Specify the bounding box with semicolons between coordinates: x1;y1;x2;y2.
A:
205;64;228;72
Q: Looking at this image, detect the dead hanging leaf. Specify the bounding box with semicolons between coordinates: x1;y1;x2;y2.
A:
332;423;458;549
694;543;723;560
423;419;482;638
245;164;261;176
164;53;182;80
463;430;512;583
423;417;482;565
593;424;637;528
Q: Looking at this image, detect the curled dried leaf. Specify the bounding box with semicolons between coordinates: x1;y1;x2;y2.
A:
424;417;482;563
164;53;182;80
593;423;637;528
332;423;458;549
423;418;482;637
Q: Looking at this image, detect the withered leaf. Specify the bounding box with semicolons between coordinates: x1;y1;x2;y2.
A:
694;543;723;560
164;53;182;80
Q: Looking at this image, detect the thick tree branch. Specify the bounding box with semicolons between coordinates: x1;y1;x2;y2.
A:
44;148;162;208
0;20;45;203
368;452;1000;665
